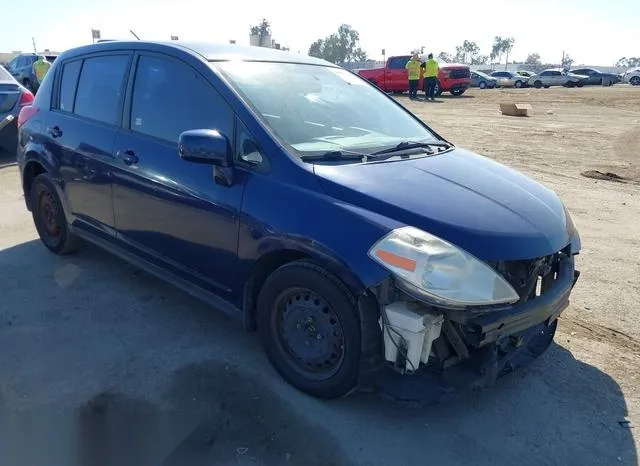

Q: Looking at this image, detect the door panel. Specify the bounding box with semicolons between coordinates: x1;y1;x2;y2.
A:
52;54;131;238
111;53;245;294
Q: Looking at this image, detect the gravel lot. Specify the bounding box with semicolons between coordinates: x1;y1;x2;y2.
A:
0;85;638;466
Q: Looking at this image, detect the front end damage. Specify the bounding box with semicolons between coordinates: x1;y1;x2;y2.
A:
358;248;580;404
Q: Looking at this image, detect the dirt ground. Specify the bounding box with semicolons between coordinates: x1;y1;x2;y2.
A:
0;85;638;465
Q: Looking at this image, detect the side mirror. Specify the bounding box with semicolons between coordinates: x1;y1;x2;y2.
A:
178;129;232;166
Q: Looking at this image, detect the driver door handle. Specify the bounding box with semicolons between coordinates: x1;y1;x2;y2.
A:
116;149;139;165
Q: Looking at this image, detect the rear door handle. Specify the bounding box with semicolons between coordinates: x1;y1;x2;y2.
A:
116;149;139;166
47;126;62;138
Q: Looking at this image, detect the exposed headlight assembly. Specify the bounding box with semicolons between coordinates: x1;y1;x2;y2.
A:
368;226;520;309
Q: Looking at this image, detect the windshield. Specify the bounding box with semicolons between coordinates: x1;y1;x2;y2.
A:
213;61;439;156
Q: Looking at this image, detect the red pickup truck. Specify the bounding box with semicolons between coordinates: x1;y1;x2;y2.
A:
357;55;471;96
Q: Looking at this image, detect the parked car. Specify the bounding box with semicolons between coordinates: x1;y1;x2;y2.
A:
490;71;527;88
470;70;497;89
528;69;588;88
17;41;581;400
4;53;58;92
0;65;34;152
622;68;640;86
357;55;471;96
570;68;619;85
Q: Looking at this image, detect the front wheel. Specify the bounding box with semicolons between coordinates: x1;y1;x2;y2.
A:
515;80;523;88
576;81;584;87
534;80;543;89
257;261;362;399
630;76;640;86
450;88;466;96
479;81;487;89
30;173;79;255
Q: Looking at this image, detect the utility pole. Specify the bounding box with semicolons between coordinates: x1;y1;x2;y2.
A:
32;37;37;53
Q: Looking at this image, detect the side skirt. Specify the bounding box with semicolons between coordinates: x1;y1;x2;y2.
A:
73;228;243;322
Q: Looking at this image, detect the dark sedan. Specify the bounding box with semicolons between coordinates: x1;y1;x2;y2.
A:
571;68;620;86
0;65;34;152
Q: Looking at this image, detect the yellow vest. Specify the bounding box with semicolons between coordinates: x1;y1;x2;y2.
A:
405;59;421;80
424;59;439;78
33;60;51;83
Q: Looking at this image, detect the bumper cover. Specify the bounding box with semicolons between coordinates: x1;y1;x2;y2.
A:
368;257;580;405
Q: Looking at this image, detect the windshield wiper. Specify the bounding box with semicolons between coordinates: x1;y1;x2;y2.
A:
299;149;369;162
371;141;453;156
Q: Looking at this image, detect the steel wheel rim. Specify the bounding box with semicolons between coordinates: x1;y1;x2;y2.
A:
274;287;345;380
39;190;61;239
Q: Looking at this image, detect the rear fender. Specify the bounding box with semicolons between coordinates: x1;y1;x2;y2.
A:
20;140;72;223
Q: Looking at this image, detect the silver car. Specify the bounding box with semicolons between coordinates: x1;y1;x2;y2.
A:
490;71;527;88
528;69;588;88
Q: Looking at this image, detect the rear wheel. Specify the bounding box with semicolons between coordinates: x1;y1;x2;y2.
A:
534;80;543;89
257;261;362;399
479;81;487;89
450;88;465;96
30;174;79;255
630;76;640;86
515;80;523;88
576;81;584;87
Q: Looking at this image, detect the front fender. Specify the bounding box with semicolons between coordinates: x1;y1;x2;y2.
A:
236;173;402;297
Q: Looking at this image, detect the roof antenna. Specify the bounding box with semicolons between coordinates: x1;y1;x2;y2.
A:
129;30;140;40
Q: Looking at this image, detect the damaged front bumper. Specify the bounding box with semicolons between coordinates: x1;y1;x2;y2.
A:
363;255;580;404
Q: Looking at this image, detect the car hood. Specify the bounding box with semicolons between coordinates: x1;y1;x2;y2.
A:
313;148;577;261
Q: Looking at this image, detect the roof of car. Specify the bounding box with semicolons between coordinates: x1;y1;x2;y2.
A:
59;41;334;67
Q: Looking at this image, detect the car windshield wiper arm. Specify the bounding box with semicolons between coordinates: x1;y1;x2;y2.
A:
299;149;369;162
371;141;452;156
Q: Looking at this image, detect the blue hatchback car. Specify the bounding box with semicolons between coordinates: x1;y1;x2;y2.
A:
17;41;580;400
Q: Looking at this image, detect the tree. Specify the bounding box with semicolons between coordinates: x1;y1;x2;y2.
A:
491;36;516;68
438;52;453;63
307;24;368;64
454;40;481;64
250;19;271;47
525;53;541;65
616;57;640;67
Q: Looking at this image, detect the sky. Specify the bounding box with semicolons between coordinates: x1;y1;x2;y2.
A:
1;0;638;66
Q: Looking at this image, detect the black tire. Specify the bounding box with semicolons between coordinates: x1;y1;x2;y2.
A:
565;81;575;88
450;88;465;96
576;82;584;88
515;80;523;88
434;81;442;96
257;260;362;399
30;173;79;255
630;76;640;86
534;80;543;89
479;81;487;89
543;85;550;89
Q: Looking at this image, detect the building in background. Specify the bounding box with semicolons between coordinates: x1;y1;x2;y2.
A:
249;18;289;51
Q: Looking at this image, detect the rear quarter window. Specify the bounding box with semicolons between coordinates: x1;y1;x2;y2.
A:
389;57;409;69
73;55;129;125
58;60;82;112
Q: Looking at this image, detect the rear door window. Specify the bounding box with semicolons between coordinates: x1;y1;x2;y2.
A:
58;60;82;112
74;55;129;125
389;57;409;69
129;54;233;143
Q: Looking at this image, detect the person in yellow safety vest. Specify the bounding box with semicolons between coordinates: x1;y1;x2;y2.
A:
32;56;52;87
405;53;421;100
422;53;440;101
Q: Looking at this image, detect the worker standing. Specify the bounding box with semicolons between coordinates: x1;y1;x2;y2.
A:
405;53;421;100
32;56;52;91
423;53;439;101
